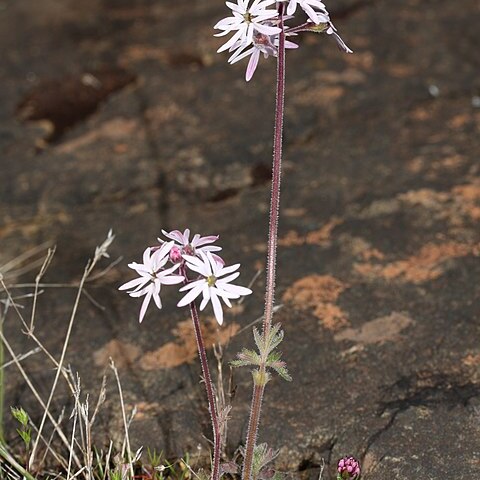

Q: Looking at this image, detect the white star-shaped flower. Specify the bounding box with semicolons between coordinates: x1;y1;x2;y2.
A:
119;241;184;323
177;251;252;325
214;0;281;53
286;0;329;24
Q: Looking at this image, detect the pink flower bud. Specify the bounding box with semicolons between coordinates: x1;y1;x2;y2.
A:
337;456;360;478
169;246;183;263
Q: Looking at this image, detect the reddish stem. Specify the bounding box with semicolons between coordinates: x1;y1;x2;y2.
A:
183;267;221;480
241;4;286;480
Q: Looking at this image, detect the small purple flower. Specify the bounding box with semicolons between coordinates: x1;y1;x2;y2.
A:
177;251;252;325
337;456;360;479
119;242;184;323
160;228;224;265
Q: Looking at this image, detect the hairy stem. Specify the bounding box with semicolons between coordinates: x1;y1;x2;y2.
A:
242;4;286;480
0;304;4;445
184;269;221;480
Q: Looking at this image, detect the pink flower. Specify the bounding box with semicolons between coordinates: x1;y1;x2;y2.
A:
337;456;360;479
119;242;184;323
177;251;252;325
160;229;224;265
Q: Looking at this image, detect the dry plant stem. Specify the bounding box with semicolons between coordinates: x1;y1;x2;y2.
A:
28;262;92;470
67;399;79;480
30;247;56;331
0;443;36;480
0;304;4;445
0;328;81;470
188;300;221;480
242;5;286;480
111;360;135;480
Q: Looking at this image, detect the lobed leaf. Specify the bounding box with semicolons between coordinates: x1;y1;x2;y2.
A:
231;348;261;367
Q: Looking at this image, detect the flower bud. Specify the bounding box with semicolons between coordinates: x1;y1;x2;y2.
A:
337;456;360;479
169;246;183;263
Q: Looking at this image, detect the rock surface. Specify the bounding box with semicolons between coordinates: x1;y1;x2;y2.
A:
1;0;479;478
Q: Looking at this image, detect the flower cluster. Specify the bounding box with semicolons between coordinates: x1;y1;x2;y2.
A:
337;456;361;479
119;229;252;324
214;0;352;81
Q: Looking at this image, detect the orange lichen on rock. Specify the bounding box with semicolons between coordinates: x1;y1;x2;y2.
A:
334;312;414;345
314;303;349;330
139;318;239;370
282;274;349;330
279;217;342;247
355;242;478;283
130;401;161;420
93;339;141;368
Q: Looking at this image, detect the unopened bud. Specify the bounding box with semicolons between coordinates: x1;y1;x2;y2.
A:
169;246;183;263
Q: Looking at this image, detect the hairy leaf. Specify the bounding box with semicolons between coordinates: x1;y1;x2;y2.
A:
231;348;261;367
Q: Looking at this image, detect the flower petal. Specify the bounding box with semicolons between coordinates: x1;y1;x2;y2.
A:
139;290;153;323
193;234;219;247
216;271;240;284
210;291;224;325
153;282;162;309
177;284;203;307
219;283;253;296
221;295;233;308
217;263;240;277
246;48;260;81
161;230;185;244
180;279;205;291
160;274;185;285
199;284;211;311
119;277;148;291
142;247;151;266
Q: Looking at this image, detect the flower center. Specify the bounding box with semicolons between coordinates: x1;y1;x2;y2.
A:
243;11;252;23
207;275;217;287
183;244;195;256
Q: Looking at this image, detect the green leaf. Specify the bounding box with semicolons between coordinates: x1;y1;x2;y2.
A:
230;349;261;368
270;364;292;382
253;327;265;355
266;350;282;365
266;324;284;353
265;349;292;381
11;406;29;426
17;428;31;446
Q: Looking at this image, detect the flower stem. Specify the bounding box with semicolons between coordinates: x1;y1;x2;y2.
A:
186;280;221;480
242;4;286;480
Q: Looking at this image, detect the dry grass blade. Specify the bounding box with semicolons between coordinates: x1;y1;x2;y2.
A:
0;444;36;480
0;241;53;279
0;327;82;470
1;346;41;370
109;358;134;480
29;231;114;470
30;246;56;331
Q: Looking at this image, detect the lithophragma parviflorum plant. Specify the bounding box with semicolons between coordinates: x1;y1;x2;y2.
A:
120;1;357;480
